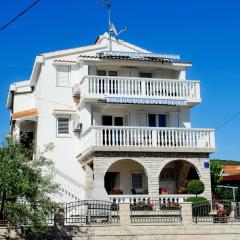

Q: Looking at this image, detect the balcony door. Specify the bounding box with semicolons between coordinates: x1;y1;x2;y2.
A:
102;116;124;126
102;115;125;146
148;114;167;127
97;70;118;94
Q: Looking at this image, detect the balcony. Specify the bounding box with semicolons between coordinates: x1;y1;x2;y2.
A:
80;75;201;106
80;126;215;156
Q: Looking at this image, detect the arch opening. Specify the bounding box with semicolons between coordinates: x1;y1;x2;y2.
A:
104;159;148;195
159;160;200;195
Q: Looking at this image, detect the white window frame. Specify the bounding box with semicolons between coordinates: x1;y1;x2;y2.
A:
56;65;71;87
56;114;71;137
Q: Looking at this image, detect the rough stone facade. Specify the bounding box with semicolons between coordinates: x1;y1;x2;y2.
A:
83;151;212;200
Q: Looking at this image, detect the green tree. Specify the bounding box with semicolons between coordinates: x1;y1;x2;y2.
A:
0;134;58;239
210;161;222;188
187;180;205;197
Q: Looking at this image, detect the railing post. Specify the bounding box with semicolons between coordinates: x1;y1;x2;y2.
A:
119;203;131;225
196;82;201;100
141;79;146;97
152;129;157;147
181;202;194;225
210;131;215;149
53;204;65;232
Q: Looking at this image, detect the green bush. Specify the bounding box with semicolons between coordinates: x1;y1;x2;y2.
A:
185;196;208;203
215;186;239;201
187;180;205;197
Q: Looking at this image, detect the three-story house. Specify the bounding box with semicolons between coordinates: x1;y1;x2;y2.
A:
7;33;215;202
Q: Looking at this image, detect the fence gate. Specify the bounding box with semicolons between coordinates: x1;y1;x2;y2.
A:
65;200;119;225
192;200;240;223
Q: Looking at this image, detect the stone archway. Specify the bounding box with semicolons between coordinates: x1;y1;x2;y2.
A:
104;159;149;195
159;160;200;195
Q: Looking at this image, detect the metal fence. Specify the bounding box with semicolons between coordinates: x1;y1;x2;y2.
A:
130;198;182;223
0;212;8;227
65;200;119;225
0;211;54;227
192;200;240;223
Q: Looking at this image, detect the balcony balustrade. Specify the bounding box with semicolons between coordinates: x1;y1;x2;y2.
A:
80;75;201;105
80;126;215;154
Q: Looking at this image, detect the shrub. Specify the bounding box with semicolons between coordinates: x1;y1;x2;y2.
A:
187;180;205;197
215;186;239;201
185;196;208;203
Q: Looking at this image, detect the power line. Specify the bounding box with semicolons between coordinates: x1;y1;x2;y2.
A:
216;111;240;131
0;64;31;69
0;0;41;32
23;94;74;108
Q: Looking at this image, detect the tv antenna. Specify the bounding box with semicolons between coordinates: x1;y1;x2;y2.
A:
99;0;127;51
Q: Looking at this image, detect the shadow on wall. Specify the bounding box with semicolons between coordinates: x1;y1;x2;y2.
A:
21;206;94;240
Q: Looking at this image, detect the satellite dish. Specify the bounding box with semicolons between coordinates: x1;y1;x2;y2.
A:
99;0;127;49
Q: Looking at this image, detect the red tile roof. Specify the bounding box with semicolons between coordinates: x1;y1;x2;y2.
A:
78;54;192;65
12;108;38;120
53;109;77;113
53;59;77;64
223;165;240;175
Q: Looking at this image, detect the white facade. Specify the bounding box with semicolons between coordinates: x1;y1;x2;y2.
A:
7;33;215;202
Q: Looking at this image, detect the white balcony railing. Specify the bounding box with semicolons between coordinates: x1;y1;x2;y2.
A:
80;126;215;153
81;75;201;104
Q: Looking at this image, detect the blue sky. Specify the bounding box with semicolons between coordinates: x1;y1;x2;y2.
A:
0;0;240;160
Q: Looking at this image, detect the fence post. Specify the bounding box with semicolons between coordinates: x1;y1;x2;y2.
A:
181;202;193;225
54;204;65;229
119;203;131;225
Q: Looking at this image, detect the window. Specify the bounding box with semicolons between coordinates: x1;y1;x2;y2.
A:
148;114;156;127
102;115;124;126
97;70;107;76
102;115;113;126
56;66;71;87
109;71;118;76
132;172;143;189
97;70;118;76
148;114;166;127
57;115;70;136
140;72;152;78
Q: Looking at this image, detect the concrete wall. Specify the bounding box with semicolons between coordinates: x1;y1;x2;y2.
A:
91;105;191;128
13;92;35;112
35;60;86;187
88;65;182;80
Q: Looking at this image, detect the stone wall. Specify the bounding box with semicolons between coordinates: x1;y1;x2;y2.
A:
50;202;240;240
2;202;240;240
85;152;212;200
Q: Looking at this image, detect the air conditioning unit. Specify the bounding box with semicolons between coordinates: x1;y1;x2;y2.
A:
73;119;82;133
72;84;80;98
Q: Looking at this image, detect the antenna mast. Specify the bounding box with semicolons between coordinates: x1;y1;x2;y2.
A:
99;0;126;51
100;0;112;51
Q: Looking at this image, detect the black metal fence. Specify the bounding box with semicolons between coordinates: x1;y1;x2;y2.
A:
192;200;240;223
65;200;119;225
0;211;54;227
0;212;8;227
130;198;182;223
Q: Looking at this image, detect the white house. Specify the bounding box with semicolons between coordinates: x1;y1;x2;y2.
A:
6;33;215;202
